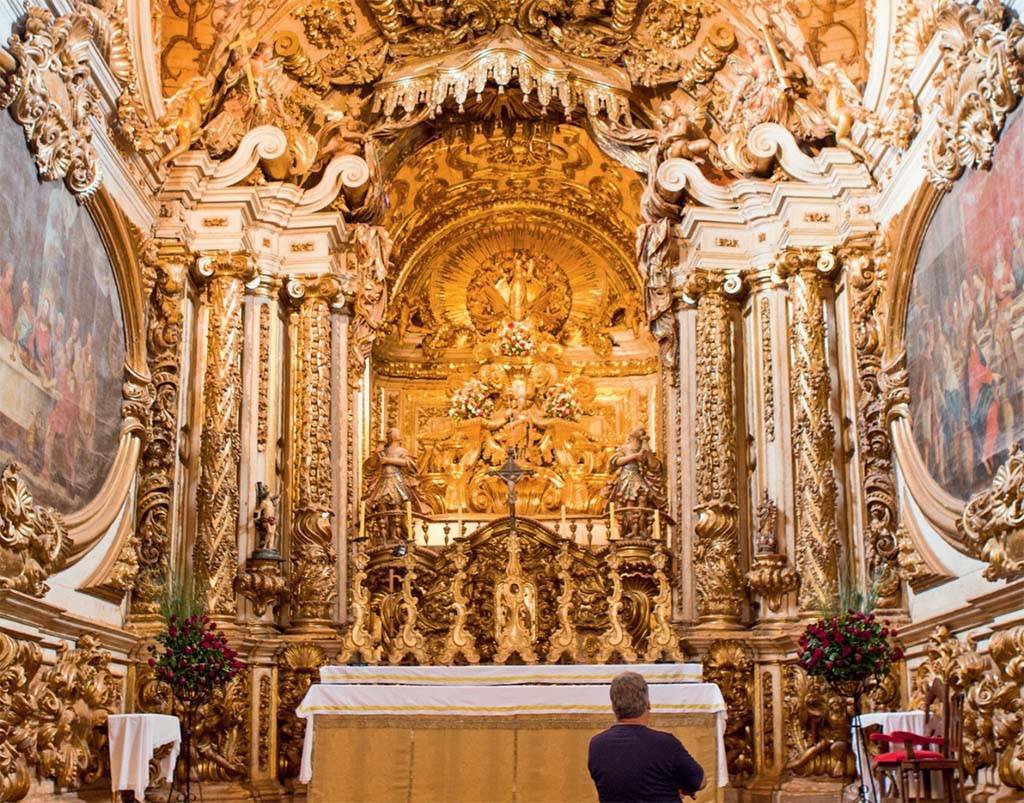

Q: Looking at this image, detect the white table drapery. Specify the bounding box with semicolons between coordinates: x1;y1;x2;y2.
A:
852;711;929;802
297;680;728;788
319;662;703;685
108;713;181;800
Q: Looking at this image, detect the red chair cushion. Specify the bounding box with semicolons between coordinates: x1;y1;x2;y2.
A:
869;730;944;747
872;749;944;764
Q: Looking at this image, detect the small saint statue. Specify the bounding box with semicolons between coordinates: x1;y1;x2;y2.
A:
603;427;668;539
363;427;429;541
253;482;280;556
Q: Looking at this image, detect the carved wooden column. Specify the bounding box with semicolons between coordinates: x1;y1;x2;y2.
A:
129;244;190;622
192;252;255;619
684;270;744;625
285;275;340;633
779;249;842;611
744;270;798;618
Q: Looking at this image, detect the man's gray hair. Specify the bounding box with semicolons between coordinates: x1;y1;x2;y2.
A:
609;671;650;720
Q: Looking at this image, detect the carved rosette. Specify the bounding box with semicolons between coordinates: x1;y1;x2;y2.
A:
926;0;1024;189
193;253;255;617
0;633;119;800
131;248;189;616
957;444;1024;580
0;463;68;596
778;249;842;611
685;270;743;623
704;641;754;778
0;7;102;197
843;242;900;607
286;276;340;628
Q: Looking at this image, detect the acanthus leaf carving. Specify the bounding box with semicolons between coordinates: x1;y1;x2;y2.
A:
0;6;103;197
0;463;69;597
957;443;1024;580
925;0;1024;189
704;641;754;778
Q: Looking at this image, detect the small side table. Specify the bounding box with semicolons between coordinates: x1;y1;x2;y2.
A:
108;713;181;802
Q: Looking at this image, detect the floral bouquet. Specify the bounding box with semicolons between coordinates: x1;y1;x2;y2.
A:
448;378;496;420
148;613;243;704
543;383;584;420
498;320;536;357
797;609;903;685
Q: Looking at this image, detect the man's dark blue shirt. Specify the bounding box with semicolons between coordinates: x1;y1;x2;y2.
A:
588;723;705;803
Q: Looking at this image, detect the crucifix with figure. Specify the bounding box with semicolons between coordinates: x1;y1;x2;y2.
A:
488;448;535;531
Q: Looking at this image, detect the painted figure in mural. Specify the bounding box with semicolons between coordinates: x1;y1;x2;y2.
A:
253;482;280;554
603;426;667;538
363;427;429;515
0;263;14;340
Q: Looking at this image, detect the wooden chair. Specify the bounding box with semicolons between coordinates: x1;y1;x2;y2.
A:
870;678;965;802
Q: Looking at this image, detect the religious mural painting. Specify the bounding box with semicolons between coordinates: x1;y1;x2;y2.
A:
906;109;1024;500
0;116;125;513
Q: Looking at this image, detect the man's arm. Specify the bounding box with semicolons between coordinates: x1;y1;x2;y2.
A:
668;738;704;797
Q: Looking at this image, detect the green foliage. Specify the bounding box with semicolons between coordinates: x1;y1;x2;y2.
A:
157;573;206;624
814;554;884;617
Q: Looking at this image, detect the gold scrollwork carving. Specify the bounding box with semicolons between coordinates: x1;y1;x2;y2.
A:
258;675;272;774
338;541;383;665
277;644;327;781
0;462;68;597
926;0;1024;189
131;249;189;617
595;548;638;663
957;444;1024;581
759;297;776;442
0;633;119;800
705;641;754;778
843;241;901;607
437;540;481;664
778;249;842;611
0;7;103;197
783;663;855;778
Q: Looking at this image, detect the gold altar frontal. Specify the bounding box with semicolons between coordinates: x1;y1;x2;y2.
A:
308;712;722;803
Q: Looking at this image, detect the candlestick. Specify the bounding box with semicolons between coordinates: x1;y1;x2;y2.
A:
653;508;661;543
405;501;413;543
609;503;618;541
359;501;366;540
457;505;464;540
560;505;567;538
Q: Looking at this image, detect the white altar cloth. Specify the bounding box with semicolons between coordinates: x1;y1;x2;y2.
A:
297;680;728;787
108;713;181;800
319;662;703;685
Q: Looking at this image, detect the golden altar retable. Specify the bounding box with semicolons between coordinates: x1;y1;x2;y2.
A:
298;667;727;803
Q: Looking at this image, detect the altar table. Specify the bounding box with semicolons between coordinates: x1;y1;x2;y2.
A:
297;664;726;803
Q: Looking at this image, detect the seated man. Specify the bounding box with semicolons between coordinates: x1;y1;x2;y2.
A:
588;671;706;802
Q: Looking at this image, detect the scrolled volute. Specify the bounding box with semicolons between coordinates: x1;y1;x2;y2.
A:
0;463;69;596
957;444;1024;580
0;6;103;197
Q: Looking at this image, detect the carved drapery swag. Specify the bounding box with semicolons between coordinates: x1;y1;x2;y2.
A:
685;270;743;622
0;633;119;801
926;0;1024;189
842;242;901;607
131;247;189;616
0;7;103;197
779;249;842;611
0;463;68;596
957;444;1024;580
286;276;340;628
193;253;255;616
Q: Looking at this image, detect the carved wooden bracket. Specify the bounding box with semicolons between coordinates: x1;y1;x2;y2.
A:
957;444;1024;581
0;463;69;596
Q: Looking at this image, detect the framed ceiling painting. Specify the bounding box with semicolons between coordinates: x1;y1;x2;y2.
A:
888;107;1024;546
0;113;146;563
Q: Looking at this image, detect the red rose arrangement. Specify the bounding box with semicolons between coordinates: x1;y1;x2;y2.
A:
148;613;243;703
797;610;903;684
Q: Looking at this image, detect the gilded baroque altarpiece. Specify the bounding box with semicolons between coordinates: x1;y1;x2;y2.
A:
0;0;1023;800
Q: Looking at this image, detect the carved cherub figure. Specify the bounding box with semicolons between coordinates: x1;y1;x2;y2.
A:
817;62;873;160
655;100;714;164
253;481;279;554
157;75;216;167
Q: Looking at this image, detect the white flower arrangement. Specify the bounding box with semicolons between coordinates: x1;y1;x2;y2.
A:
498;320;536;357
543;383;583;421
448;378;496;420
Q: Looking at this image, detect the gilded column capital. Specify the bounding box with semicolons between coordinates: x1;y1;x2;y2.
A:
284;274;344;308
775;248;837;281
193;251;258;285
681;269;745;302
